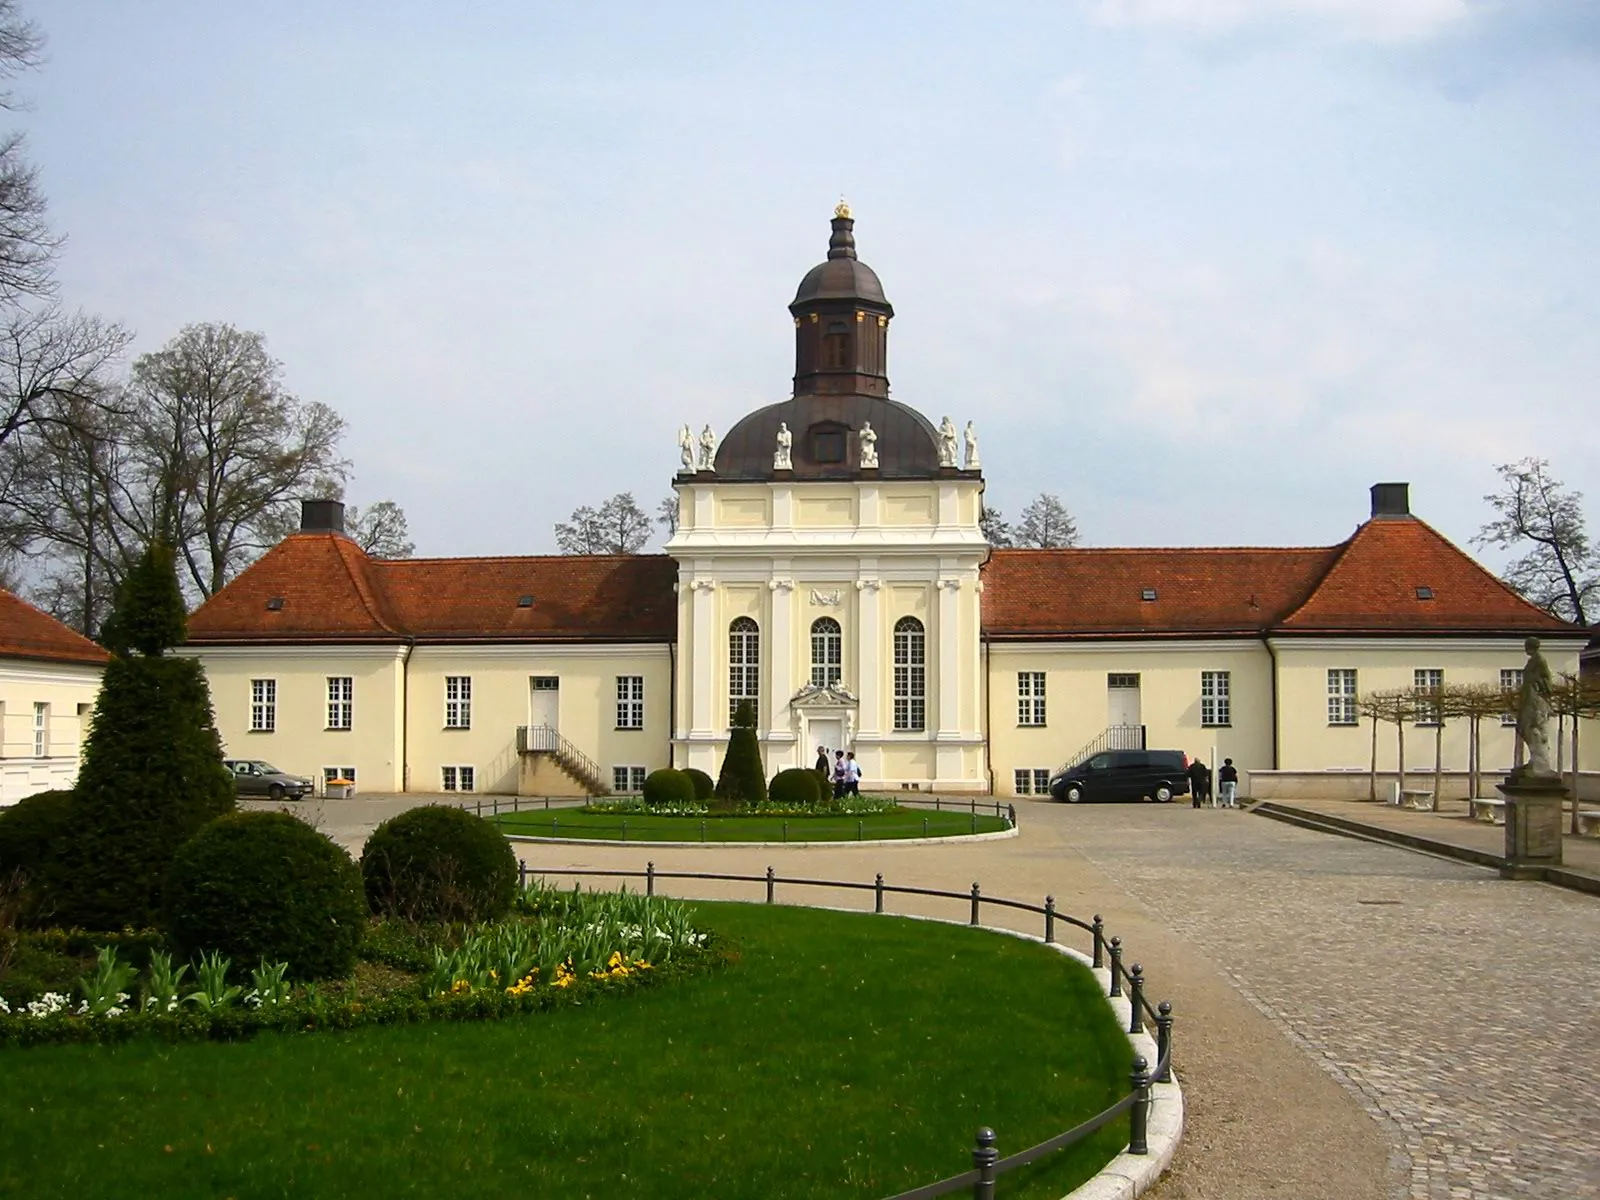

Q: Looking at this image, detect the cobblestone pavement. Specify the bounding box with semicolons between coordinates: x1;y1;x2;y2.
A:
285;793;1600;1199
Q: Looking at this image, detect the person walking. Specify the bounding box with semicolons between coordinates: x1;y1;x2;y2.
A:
814;745;830;782
1218;758;1239;808
1187;757;1210;808
845;751;862;797
832;750;849;800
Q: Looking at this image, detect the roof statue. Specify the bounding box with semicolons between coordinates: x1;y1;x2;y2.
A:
938;417;958;468
678;424;694;472
698;425;717;473
859;421;878;469
1516;637;1556;778
964;421;980;470
774;422;792;471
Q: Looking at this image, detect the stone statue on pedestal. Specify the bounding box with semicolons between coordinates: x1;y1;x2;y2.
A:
1516;636;1556;778
698;424;717;473
859;421;878;469
938;416;958;467
964;421;980;470
774;422;792;471
678;424;694;472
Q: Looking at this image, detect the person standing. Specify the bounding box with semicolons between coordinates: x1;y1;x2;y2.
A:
832;750;849;801
814;745;830;780
1187;757;1210;809
845;751;862;797
1218;758;1239;808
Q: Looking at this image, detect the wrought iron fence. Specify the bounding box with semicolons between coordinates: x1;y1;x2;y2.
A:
513;859;1174;1199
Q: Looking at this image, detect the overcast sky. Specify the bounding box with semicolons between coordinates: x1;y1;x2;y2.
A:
19;0;1600;560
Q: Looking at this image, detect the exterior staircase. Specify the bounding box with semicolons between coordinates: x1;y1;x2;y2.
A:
1058;724;1147;773
516;724;610;796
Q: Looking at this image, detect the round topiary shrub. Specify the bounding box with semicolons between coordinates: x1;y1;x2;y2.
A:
361;804;517;924
683;767;715;801
164;811;365;981
642;768;695;811
769;768;823;807
0;790;75;924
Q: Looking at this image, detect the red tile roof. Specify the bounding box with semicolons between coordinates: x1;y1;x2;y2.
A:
983;516;1578;640
186;534;676;645
0;589;110;666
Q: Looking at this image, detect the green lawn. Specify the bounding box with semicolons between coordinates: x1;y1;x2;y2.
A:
0;904;1133;1199
491;807;1009;842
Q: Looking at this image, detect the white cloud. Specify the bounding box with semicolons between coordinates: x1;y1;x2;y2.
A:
1084;0;1477;44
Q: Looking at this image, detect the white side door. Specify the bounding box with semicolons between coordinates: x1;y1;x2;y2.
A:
529;676;560;735
1107;673;1142;729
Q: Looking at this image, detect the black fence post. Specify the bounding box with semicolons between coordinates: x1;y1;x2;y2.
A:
513;796;520;814
1128;963;1145;1034
970;882;981;926
552;817;559;838
493;796;499;817
1129;1056;1151;1155
923;817;929;837
475;798;482;818
1108;936;1123;996
1092;915;1105;969
857;820;864;841
971;1128;998;1200
1155;1001;1173;1082
875;873;885;914
1008;803;1016;826
765;866;775;904
646;861;656;897
1044;895;1055;943
970;812;977;834
518;859;527;890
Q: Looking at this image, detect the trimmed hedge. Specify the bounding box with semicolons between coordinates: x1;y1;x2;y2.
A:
714;700;766;811
768;768;822;807
0;790;74;922
362;805;517;924
164;811;365;981
683;768;715;802
642;769;694;810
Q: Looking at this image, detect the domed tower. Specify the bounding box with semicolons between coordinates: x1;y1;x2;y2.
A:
710;205;951;482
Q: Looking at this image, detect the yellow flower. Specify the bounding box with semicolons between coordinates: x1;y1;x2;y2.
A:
450;979;471;995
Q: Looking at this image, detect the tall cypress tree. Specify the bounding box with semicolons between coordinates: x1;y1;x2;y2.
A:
56;542;235;929
713;699;767;810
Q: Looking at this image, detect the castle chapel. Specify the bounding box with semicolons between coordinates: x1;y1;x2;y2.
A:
181;208;1589;799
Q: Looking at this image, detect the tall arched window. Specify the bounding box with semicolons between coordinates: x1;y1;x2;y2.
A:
728;616;760;725
823;320;850;368
810;617;842;687
893;616;925;731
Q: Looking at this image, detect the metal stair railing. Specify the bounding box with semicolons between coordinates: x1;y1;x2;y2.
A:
515;724;609;794
1058;724;1147;774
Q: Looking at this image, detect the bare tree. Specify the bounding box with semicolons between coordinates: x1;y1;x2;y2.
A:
555;492;652;555
1447;683;1509;804
1474;458;1596;626
980;505;1013;547
1358;689;1416;801
347;500;414;559
0;4;57;309
1014;494;1080;549
122;323;348;598
657;494;679;537
0;306;130;457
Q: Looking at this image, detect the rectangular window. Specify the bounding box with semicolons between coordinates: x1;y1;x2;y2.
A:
1013;768;1052;795
1500;668;1523;727
612;766;648;794
1107;673;1140;689
441;765;475;792
322;766;356;792
1327;669;1358;726
250;679;276;732
326;677;353;730
616;676;644;730
1017;672;1046;726
445;676;472;729
32;702;48;757
1414;668;1444;726
1200;671;1231;727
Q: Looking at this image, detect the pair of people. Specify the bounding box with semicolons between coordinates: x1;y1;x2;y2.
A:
814;745;861;799
1186;757;1240;808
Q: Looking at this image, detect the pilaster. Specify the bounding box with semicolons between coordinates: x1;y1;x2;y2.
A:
856;575;882;736
937;576;962;735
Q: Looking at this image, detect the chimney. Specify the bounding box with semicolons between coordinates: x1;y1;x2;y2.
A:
1370;482;1410;519
300;498;346;533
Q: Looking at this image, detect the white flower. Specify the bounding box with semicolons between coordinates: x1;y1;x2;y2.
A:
0;997;9;1014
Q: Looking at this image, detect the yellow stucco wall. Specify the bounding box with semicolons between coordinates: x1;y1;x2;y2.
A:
0;659;104;804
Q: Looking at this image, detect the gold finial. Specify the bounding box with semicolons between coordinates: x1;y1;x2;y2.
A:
834;196;852;220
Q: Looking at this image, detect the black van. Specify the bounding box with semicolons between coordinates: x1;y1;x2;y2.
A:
1049;750;1190;804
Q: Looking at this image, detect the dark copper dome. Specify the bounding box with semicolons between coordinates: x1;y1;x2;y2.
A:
789;203;892;311
713;394;941;481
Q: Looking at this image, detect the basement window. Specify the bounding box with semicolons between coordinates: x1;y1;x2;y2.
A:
1415;587;1434;600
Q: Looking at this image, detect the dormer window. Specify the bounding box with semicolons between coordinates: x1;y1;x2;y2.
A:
266;597;284;611
1141;588;1158;602
1415;586;1434;600
813;429;845;463
517;595;534;608
823;321;850;369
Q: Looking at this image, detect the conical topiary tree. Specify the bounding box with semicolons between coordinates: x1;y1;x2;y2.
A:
714;699;767;811
55;541;236;929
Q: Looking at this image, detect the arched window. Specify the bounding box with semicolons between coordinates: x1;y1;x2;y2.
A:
823;320;850;369
893;616;925;731
728;617;760;725
810;617;842;687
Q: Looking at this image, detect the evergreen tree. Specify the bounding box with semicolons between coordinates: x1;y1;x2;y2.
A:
55;541;235;929
714;699;767;810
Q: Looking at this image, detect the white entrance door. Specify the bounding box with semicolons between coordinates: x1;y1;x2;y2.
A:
1107;673;1141;728
807;717;844;764
530;676;560;736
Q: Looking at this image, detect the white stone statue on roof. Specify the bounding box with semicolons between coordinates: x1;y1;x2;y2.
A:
774;422;792;471
938;416;958;468
678;424;694;472
964;421;980;470
1516;636;1556;778
859;421;878;469
698;424;717;473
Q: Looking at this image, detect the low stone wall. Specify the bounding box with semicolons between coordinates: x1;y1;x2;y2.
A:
1247;769;1600;803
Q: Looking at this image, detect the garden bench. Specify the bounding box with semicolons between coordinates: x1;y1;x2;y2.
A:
1469;797;1506;825
1400;789;1434;812
1575;810;1600;838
